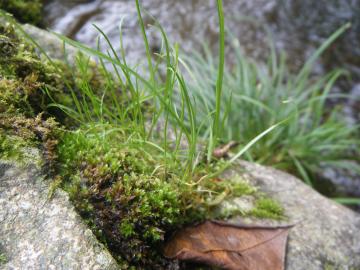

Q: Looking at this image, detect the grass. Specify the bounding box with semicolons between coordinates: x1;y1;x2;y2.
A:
333;198;360;205
211;0;225;162
178;23;360;188
0;2;286;268
44;0;278;176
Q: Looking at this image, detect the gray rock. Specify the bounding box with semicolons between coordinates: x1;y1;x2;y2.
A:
0;157;119;270
1;151;360;269
43;0;360;76
223;161;360;270
22;24;79;62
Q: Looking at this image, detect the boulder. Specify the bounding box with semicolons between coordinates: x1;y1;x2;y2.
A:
0;152;119;270
224;161;360;270
43;0;360;77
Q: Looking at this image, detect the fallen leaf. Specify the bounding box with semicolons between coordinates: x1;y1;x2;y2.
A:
212;141;239;159
163;220;292;270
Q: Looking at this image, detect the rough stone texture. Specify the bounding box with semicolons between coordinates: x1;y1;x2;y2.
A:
0;158;119;270
43;0;360;77
1;155;360;269
22;24;79;62
223;161;360;270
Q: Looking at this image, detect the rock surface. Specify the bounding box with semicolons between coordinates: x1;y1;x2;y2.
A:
224;161;360;270
1;153;359;269
43;0;360;77
0;157;119;270
22;24;79;62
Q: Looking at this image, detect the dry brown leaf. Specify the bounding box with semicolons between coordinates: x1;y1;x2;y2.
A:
212;141;239;159
163;220;292;270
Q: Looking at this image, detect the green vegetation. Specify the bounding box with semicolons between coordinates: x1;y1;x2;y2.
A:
180;23;359;187
0;115;57;164
250;198;284;220
211;0;225;161
0;252;6;264
0;0;43;25
333;197;360;205
57;125;270;267
0;21;71;118
1;0;358;267
0;2;285;269
0;21;106;165
0;22;61;167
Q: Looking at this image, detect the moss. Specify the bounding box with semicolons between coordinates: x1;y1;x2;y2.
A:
0;0;43;26
56;125;284;269
0;133;34;162
0;22;94;167
250;197;284;220
57;126;186;267
0;252;6;264
0;113;59;170
324;263;336;270
0;23;75;120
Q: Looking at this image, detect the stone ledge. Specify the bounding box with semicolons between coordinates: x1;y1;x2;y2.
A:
223;161;360;270
0;161;119;270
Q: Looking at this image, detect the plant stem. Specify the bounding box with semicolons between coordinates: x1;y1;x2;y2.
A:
212;0;225;159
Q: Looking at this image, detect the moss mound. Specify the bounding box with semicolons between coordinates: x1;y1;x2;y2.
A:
56;125;277;268
0;22;72;118
0;0;43;26
0;22;65;168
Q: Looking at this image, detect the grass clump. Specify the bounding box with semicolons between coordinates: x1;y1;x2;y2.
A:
40;1;285;267
180;24;359;187
0;0;43;26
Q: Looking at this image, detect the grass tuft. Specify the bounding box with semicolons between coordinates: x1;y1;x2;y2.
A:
179;23;359;187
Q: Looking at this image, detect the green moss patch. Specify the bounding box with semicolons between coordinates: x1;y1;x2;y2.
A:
0;0;43;26
55;125;285;268
0;22;73;118
250;197;284;220
0;22;66;169
0;252;6;264
0;113;59;169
